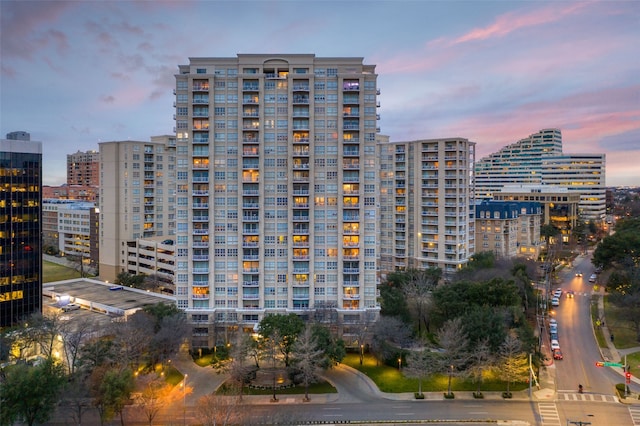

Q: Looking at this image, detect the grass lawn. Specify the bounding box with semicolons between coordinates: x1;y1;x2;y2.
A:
342;353;526;393
604;295;640;349
591;295;608;348
626;352;640;376
43;260;83;283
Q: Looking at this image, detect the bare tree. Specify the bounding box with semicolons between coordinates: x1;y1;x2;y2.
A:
195;392;243;426
370;316;412;365
62;318;97;375
110;311;154;367
291;326;325;402
467;338;493;396
404;346;441;396
59;373;93;426
225;334;257;401
436;317;470;396
134;375;175;426
498;332;529;395
402;268;441;334
261;330;283;402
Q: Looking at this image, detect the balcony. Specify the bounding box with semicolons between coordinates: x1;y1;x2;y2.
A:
193;241;209;248
243;280;259;287
243;294;260;300
193;203;209;209
192;294;210;299
243;254;259;261
192;267;209;274
242;241;259;248
192;190;209;196
243;214;259;222
243;267;259;273
243;202;260;209
193;254;209;261
193;215;210;222
193;229;209;235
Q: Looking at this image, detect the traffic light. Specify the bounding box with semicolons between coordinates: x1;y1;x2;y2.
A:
595;361;604;367
626;372;631;384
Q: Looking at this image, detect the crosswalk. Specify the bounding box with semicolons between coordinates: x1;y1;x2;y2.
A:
630;405;640;426
556;392;618;403
538;402;561;426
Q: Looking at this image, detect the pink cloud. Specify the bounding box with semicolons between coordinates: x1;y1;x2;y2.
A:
0;1;72;60
452;2;588;45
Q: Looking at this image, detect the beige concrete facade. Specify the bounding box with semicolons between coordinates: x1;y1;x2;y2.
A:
175;55;381;347
98;136;176;282
379;138;476;278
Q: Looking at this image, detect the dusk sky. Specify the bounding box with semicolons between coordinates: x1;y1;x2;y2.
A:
1;1;638;187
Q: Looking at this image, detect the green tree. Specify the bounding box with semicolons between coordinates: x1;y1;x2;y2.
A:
0;359;66;426
90;367;135;426
378;274;412;323
310;323;345;367
258;313;305;367
593;217;640;268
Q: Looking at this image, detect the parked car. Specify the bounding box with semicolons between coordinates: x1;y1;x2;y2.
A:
550;332;559;341
549;319;557;326
552;349;563;360
551;297;560;307
61;303;80;312
551;340;560;351
589;274;597;283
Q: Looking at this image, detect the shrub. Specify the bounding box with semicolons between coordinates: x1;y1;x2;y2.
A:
502;391;512;399
444;392;455;399
615;383;626;399
414;392;424;399
473;391;484;399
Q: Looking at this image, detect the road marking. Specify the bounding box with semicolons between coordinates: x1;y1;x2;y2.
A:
538;402;561;426
629;406;640;426
323;413;344;417
557;392;618;403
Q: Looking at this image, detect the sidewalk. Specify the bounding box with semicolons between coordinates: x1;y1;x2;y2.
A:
594;286;640;389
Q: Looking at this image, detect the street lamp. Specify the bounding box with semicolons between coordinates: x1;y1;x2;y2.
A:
397;357;402;370
183;374;188;426
360;344;364;365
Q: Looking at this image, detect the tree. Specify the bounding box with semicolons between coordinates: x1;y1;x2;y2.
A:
225;335;258;401
291;326;325;401
59;373;93;426
401;268;441;334
498;333;529;395
467;338;493;395
310;323;345;367
370;316;412;365
90;367;135;426
378;274;412;323
593;217;640;268
134;375;174;426
111;311;154;367
0;359;66;426
436;318;470;396
148;313;188;367
115;271;145;288
258;313;305;367
404;347;441;396
195;392;243;426
62;318;97;375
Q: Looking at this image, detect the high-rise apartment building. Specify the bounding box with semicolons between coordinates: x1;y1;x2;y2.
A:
475;129;606;223
42;199;99;271
0;134;42;327
67;150;100;187
174;54;381;346
541;154;606;221
98;135;177;282
475;129;563;198
379;138;476;277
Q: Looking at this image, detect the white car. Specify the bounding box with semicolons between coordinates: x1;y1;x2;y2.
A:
551;297;560;307
554;289;563;298
551;340;560;350
589;274;597;283
61;303;80;312
549;319;557;326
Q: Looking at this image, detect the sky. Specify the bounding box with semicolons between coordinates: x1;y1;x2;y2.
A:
1;0;639;187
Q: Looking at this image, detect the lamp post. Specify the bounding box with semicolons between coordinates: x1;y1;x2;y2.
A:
397;357;402;370
183;374;188;426
360;344;364;365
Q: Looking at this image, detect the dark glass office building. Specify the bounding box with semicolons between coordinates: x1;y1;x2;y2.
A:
0;136;42;328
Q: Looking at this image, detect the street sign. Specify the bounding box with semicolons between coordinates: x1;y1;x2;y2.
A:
603;362;624;367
